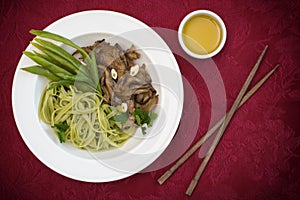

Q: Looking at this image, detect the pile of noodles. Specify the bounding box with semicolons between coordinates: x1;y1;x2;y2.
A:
39;83;136;151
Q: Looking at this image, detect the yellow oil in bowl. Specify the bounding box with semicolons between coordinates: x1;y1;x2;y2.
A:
182;14;222;55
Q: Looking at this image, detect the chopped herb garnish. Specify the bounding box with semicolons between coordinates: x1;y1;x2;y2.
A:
133;108;158;134
51;122;69;143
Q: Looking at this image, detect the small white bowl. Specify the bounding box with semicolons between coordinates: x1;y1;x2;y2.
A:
178;10;227;59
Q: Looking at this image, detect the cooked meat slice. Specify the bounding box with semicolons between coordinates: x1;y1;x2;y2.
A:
101;85;110;101
112;73;147;101
112;69;157;111
94;42;119;66
134;92;151;104
76;39;158;112
120;54;131;70
97;64;106;76
133;84;156;95
125;45;140;60
111;58;126;78
136;64;151;83
127;100;135;113
112;64;153;97
135;95;158;111
112;63;154;101
133;84;157;109
98;66;115;102
114;43;123;52
73;39;105;60
93;41;128;79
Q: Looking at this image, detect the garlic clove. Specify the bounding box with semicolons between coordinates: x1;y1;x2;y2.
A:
120;102;128;112
130;64;139;76
111;68;118;80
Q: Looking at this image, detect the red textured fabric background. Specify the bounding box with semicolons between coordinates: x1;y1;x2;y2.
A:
1;0;300;199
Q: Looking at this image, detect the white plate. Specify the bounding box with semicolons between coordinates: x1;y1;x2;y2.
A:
12;10;183;182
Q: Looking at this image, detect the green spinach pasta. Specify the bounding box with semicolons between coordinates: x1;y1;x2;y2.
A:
39;83;135;151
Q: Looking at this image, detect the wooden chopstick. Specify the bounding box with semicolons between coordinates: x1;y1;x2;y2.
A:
157;62;279;186
185;45;269;196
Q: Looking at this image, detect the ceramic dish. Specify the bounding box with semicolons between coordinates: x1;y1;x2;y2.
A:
12;10;184;182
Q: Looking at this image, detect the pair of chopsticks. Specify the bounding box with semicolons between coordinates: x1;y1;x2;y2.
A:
157;45;280;196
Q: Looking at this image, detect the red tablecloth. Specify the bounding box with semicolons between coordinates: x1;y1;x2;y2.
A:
1;0;300;199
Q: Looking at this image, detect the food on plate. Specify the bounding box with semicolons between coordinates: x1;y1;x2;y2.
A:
22;30;158;151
